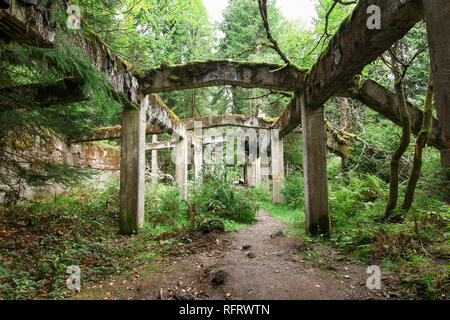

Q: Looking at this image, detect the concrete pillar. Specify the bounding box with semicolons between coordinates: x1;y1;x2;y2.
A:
255;156;261;186
151;135;158;184
193;121;203;180
119;96;147;235
244;165;248;184
299;92;330;235
175;136;188;199
193;136;203;181
259;129;270;186
247;162;255;187
271;129;284;203
424;0;450;167
261;164;270;185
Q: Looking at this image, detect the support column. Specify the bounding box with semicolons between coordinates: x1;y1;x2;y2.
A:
259;129;270;186
119;96;147;235
176;136;188;199
247;162;255;187
299;92;330;235
193;136;203;181
193;121;203;180
255;156;261;186
424;0;450;167
151;135;158;184
271;129;284;203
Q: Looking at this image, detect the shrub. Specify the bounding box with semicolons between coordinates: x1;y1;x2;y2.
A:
247;185;271;202
189;165;257;224
281;172;304;209
144;184;187;231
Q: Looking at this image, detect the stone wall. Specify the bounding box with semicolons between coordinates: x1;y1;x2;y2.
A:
1;135;120;202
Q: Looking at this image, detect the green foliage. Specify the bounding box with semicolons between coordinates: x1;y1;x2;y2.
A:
247;185;271;203
144;183;188;233
281;171;304;209
265;158;448;299
0;177;146;300
0;2;123;203
189;165;257;224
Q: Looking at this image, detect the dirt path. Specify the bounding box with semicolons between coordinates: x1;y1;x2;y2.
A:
77;209;388;300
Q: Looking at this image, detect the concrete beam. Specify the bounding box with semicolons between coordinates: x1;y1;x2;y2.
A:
1;0;140;102
145;139;176;151
275;0;424;134
299;92;330;236
139;60;307;93
183;114;276;130
275;79;447;153
147;94;188;139
354;80;447;151
424;0;450;166
0;78;87;112
0;0;54;48
74;124;163;142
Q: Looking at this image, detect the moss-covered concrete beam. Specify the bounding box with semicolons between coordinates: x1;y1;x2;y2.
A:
2;0;140;104
276;0;424;135
274;97;299;138
0;78;87;112
147;94;188;139
353;80;447;151
182;114;276;130
138;60;307;93
74;124;163;142
280;79;446;151
305;0;423;109
0;0;55;48
145;139;176;151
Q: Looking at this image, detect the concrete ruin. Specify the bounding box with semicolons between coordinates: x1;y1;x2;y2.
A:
1;0;448;236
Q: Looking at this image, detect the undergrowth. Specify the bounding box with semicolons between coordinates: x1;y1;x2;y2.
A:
272;156;449;300
0;169;258;300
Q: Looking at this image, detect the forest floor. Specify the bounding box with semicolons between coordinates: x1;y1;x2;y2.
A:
74;209;394;300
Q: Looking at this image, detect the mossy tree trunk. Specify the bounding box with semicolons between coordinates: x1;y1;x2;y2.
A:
385;47;411;219
401;65;434;211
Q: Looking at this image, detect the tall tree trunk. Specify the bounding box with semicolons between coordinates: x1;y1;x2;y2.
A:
385;48;411;219
401;65;434;211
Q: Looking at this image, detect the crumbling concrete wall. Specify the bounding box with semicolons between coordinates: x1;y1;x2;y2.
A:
1;134;120;202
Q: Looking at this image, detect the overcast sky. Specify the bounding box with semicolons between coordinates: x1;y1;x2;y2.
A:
203;0;318;26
